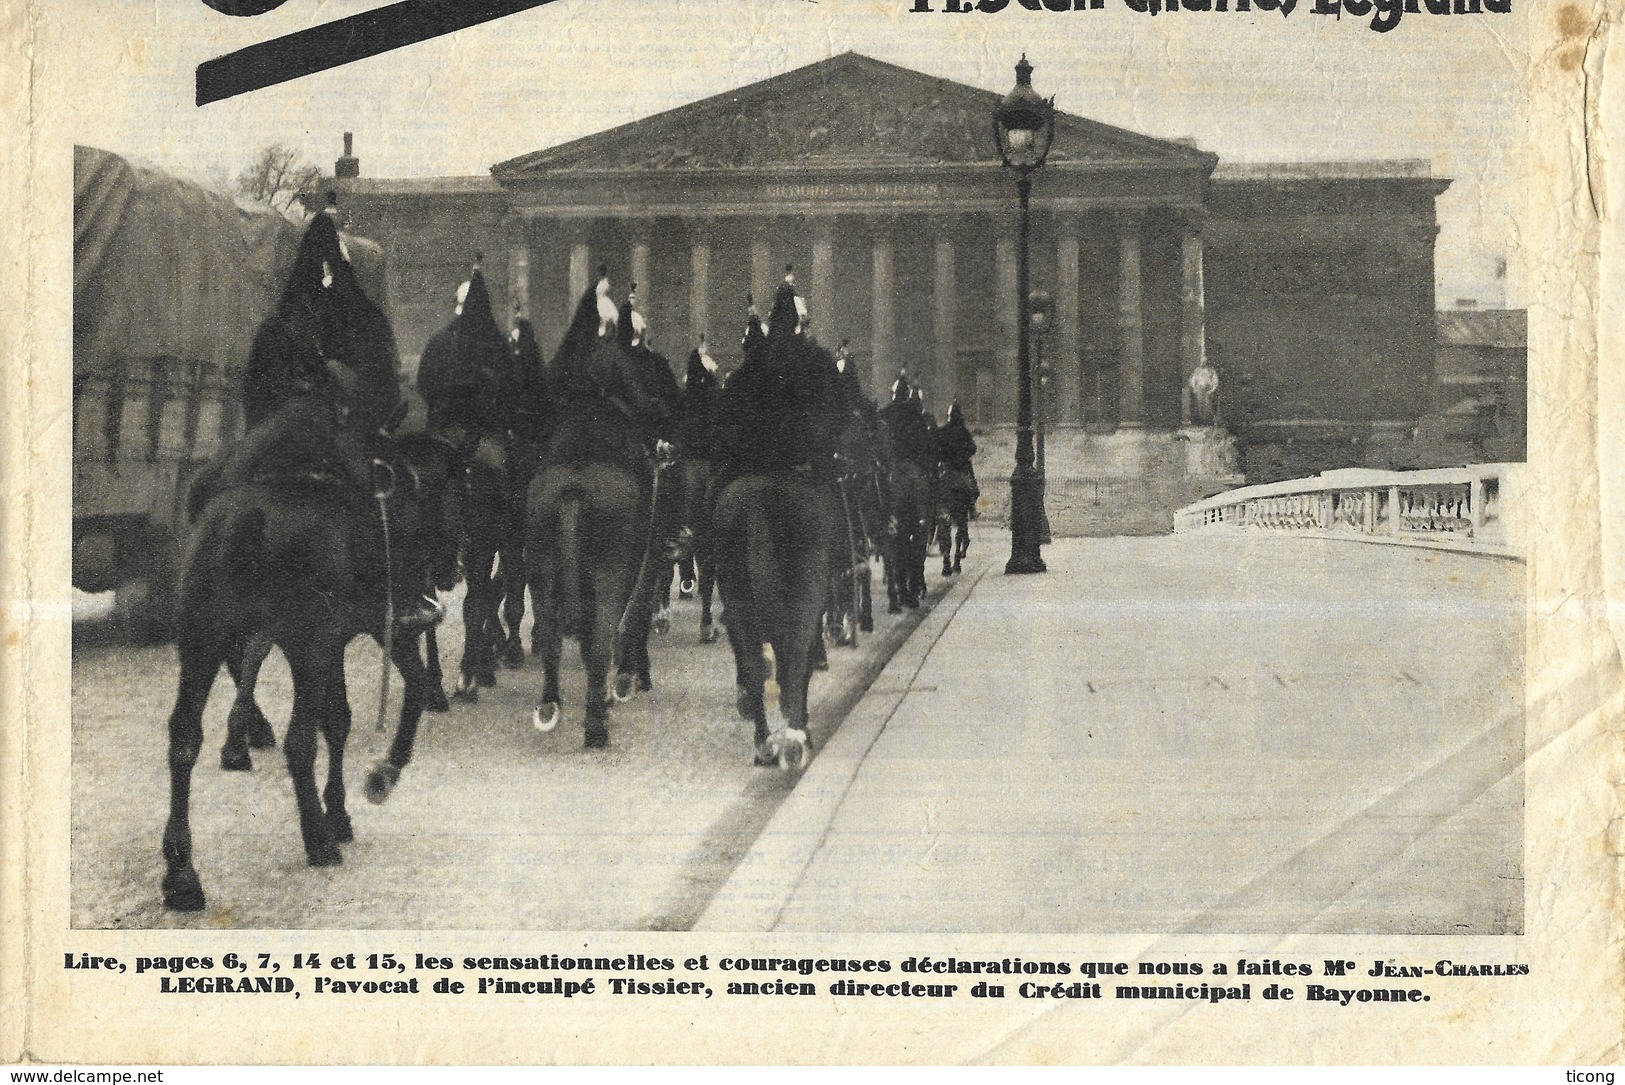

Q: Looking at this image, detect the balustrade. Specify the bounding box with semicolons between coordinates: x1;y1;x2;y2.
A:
1174;464;1522;559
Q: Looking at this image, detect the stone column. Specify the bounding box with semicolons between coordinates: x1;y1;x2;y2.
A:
871;231;896;400
567;223;592;323
1116;212;1144;427
1056;226;1081;426
751;237;774;314
689;235;710;348
996;232;1019;425
507;229;530;321
811;224;834;337
630;231;651;317
934;230;957;411
1179;211;1208;425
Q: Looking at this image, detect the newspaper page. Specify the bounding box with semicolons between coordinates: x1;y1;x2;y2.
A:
2;0;1621;1066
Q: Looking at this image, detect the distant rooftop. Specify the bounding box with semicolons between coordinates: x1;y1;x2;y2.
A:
1212;160;1434;181
333;175;502;195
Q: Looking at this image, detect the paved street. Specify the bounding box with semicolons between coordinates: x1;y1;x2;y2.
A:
702;532;1524;935
70;566;939;930
73;529;1523;935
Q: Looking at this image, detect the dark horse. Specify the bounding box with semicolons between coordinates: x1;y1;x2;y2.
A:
447;452;519;700
711;278;844;769
525;283;669;747
160;410;456;911
714;472;838;768
885;458;933;612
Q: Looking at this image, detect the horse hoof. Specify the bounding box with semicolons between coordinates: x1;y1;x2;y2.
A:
477;669;497;688
325;811;354;844
161;867;206;912
701;622;719;644
426;687;451;712
779;728;810;772
307;841;343;868
753;737;779;767
860;617;874;633
888;602;903;615
503;643;525;670
452;677;479;704
364;761;400;805
532;702;560;733
220;746;252;772
611;673;635;703
637;675;652;693
584;727;609;749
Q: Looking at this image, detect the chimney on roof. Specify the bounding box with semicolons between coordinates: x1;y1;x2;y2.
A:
335;132;359;180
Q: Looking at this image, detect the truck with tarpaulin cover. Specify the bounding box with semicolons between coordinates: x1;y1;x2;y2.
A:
73;145;393;640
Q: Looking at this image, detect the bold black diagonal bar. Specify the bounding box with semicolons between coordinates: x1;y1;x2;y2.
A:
197;0;560;106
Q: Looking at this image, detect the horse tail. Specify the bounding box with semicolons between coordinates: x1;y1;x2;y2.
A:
743;494;786;636
556;492;583;637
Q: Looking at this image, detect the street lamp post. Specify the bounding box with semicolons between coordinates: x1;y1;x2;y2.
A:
993;54;1055;575
1029;290;1053;546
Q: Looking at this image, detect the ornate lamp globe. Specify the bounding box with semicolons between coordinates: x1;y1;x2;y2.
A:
994;55;1056;172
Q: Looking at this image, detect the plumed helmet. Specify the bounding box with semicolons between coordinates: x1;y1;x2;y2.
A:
595;267;618;337
280;210;353;311
457;260;500;337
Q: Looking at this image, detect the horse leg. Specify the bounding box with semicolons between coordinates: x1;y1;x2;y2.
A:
698;546;719;643
954;511;969;573
284;641;343;867
499;544;527;669
885;535;903;614
725;617;774;766
422;626;449;712
162;642;222;911
455;542;496;699
220;633;275;770
627;601;654;693
581;575;616;749
318;664;354;844
527;547;564;733
366;633;431;803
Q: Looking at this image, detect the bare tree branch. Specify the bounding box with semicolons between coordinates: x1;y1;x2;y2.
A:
233;143;323;212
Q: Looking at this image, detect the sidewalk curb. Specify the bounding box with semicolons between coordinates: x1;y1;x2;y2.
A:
693;545;996;932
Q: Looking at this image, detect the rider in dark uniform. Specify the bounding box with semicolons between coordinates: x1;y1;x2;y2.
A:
715;269;843;485
936;401;978;484
681;335;724;461
545;271;675;471
206;204;439;632
879;373;937;471
416;261;516;468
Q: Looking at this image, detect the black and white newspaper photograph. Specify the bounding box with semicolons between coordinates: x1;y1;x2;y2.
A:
2;0;1621;1068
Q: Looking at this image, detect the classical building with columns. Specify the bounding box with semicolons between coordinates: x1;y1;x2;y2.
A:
332;53;1449;533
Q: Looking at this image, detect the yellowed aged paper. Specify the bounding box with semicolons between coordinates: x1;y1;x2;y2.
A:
5;0;1623;1065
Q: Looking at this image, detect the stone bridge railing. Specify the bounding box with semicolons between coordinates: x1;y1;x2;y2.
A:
1173;463;1525;560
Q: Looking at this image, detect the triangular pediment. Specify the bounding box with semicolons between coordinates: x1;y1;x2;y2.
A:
492;53;1213;178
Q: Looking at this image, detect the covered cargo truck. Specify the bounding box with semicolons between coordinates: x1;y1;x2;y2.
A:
73;145;391;640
